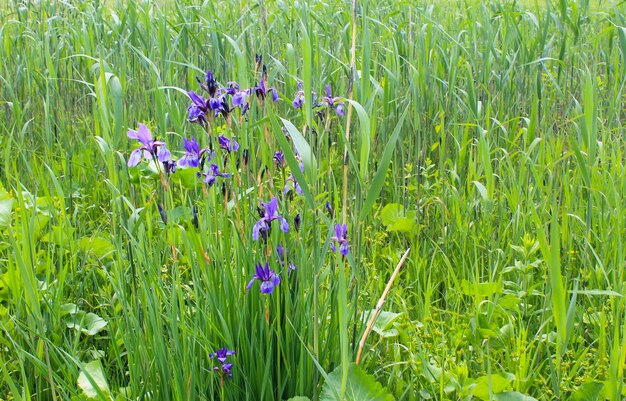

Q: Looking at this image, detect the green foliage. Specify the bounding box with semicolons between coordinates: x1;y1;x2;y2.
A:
0;0;625;400
321;364;395;401
380;203;416;233
77;359;112;400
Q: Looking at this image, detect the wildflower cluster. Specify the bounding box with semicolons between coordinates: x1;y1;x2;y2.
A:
210;347;236;380
292;81;345;116
124;63;352;384
187;64;278;124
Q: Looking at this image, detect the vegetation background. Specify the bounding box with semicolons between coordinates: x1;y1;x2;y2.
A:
0;0;625;400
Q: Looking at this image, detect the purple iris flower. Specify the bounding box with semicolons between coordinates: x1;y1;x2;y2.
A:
178;136;210;168
224;81;240;95
292;81;305;109
284;175;303;196
319;83;345;116
163;159;177;175
127;123;170;167
218;136;240;153
294;213;301;232
273;151;285;168
232;89;249;108
210;347;235;379
197;70;218;97
252;197;289;241
246;262;281;294
325;201;334;217
187;91;210;124
201;164;230;187
277;245;297;272
253;65;279;103
330;223;350;256
284;162;304;196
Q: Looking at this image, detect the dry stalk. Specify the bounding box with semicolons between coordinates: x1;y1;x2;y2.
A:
356;247;411;365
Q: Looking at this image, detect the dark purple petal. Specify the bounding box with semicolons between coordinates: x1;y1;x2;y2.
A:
183;137;199;154
336;103;345;116
209;97;223;111
188;91;206;107
330;242;336;252
271;88;279;102
273;151;285;168
187;104;205;123
204;70;218;97
326;201;334;217
218;136;230;151
325;83;332;98
294;213;301;232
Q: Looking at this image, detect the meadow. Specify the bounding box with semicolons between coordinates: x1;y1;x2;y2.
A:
0;0;625;400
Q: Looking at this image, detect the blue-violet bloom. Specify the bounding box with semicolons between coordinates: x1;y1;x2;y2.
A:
127;123;170;167
178;136;210;168
252;197;289;241
246;262;281;294
277;245;297;272
218;136;240;153
320;83;345;116
273;151;285;168
202;164;230;187
330;223;350;256
210;347;235;379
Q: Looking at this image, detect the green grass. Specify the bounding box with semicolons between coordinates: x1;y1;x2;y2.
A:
1;0;626;400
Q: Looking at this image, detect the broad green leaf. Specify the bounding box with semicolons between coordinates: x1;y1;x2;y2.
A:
571;381;603;401
77;359;111;399
286;398;311;401
78;237;115;259
270;114;314;208
573;289;622;297
41;225;75;247
280;117;318;176
171;167;201;189
66;311;108;336
470;373;515;401
460;280;501;297
321;363;394;401
473;180;489;201
380;204;416;232
493;392;538;401
0;182;13;227
60;303;79;315
361;310;402;337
